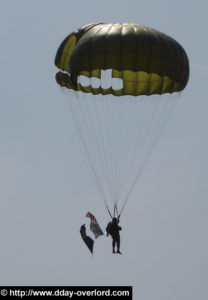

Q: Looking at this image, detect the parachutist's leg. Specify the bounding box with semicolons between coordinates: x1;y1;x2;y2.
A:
112;238;116;253
117;236;120;251
116;236;122;254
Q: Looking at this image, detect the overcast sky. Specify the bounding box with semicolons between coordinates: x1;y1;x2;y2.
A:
0;1;208;299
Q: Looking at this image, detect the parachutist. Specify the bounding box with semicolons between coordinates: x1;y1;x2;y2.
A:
106;217;122;254
55;24;189;252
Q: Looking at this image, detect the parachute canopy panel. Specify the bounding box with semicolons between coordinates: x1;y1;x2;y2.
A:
55;23;189;96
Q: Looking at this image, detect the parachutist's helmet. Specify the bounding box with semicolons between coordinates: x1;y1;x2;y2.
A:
112;218;117;223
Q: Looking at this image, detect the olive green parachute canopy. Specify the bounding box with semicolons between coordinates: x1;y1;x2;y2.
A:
55;23;189;96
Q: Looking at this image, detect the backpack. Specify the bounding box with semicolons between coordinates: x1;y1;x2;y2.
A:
106;222;113;235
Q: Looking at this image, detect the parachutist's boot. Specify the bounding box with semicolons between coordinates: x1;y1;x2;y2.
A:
113;249;115;254
117;250;122;254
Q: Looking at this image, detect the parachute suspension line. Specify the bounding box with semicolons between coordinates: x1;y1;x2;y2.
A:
119;94;180;217
96;92;130;216
118;97;158;215
113;204;119;219
98;94;118;206
119;98;167;216
98;96;119;210
77;93;116;216
63;88;180;218
110;73;119;206
113;100;122;208
103;84;126;209
115;97;147;206
63;90;112;216
88;74;122;212
90;92;120;212
107;205;113;219
109;99;117;206
115;204;119;219
101;94;123;211
81;94;113;202
123;96;163;191
110;97;123;207
113;204;116;218
114;99;132;204
113;96;151;213
114;98;138;210
101;94;141;213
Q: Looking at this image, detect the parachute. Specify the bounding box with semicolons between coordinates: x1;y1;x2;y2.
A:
55;23;189;217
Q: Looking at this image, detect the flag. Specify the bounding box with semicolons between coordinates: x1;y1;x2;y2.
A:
80;224;94;254
86;212;104;239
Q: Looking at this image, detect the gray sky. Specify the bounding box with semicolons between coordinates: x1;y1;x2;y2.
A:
0;0;208;299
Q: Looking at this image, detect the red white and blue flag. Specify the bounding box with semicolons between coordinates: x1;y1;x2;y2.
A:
86;212;104;239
